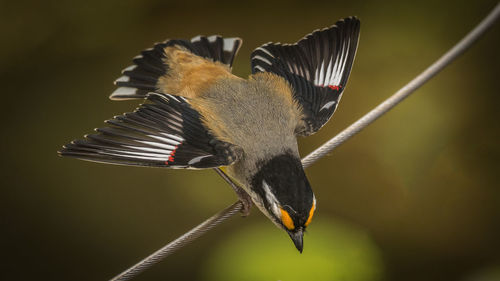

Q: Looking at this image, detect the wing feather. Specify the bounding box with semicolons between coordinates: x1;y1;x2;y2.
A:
251;17;360;136
60;93;242;169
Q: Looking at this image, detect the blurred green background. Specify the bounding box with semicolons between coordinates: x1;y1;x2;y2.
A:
1;0;499;280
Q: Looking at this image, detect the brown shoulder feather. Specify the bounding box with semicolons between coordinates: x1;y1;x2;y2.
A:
157;46;235;98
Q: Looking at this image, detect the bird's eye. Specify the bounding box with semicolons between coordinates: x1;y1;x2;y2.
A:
304;198;316;227
280;208;295;230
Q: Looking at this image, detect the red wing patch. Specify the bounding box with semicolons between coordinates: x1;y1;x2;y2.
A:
165;145;180;165
328;85;341;91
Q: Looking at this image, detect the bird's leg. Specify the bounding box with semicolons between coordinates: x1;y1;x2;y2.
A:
213;168;253;216
231;185;253;217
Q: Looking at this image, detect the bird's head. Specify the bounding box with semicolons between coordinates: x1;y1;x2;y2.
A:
250;152;316;253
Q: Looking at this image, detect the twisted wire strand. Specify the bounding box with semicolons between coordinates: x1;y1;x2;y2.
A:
110;201;243;281
110;4;500;280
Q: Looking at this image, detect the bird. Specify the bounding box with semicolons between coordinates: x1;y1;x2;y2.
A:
59;17;360;253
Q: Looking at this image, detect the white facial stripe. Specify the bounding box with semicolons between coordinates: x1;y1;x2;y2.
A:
262;180;281;218
271;204;281;220
262;180;276;203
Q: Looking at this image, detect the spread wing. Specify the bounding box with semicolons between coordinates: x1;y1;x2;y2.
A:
251;17;360;136
111;35;242;100
59;93;242;169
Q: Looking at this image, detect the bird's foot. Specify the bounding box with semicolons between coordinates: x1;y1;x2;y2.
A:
233;185;253;217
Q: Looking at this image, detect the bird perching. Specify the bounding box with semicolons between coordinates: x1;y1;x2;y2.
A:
59;17;361;253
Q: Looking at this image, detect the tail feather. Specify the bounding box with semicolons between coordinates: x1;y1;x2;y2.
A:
110;36;242;101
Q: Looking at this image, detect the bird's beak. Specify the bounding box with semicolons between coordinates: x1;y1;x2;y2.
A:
288;228;304;253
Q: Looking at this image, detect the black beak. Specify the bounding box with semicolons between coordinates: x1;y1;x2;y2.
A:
288;228;304;253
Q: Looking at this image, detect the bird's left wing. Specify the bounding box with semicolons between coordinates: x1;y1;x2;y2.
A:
251;17;360;136
59;93;242;169
111;35;242;100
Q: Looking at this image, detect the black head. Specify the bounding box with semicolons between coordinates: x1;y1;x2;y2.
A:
251;151;316;253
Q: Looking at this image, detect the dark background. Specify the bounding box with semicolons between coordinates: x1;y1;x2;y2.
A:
2;0;499;280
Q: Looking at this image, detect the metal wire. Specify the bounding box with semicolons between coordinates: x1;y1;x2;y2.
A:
109;4;500;280
110;201;243;281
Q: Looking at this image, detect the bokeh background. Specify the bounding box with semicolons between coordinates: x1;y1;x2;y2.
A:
2;0;499;280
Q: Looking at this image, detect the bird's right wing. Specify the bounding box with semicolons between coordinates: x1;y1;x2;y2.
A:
59;93;243;169
111;35;242;100
251;17;360;136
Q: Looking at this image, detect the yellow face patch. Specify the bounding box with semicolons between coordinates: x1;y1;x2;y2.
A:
280;208;295;230
304;200;316;227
